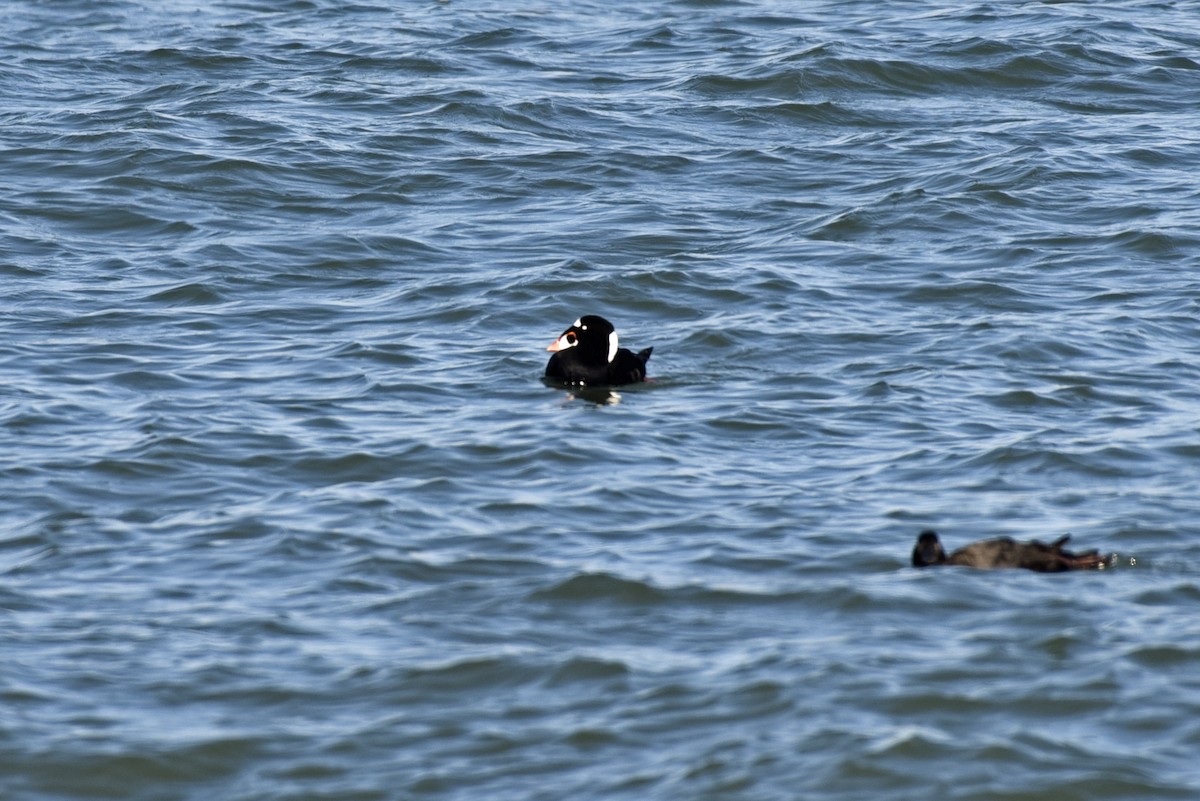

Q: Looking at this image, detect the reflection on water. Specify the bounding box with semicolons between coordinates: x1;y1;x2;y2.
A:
563;387;623;406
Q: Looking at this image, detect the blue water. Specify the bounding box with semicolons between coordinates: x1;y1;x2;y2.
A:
4;1;1200;799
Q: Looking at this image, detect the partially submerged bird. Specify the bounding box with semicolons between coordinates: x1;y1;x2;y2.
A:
544;315;652;387
912;529;1111;572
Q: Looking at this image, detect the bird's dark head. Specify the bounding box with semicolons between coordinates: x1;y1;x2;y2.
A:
546;315;618;363
912;530;948;568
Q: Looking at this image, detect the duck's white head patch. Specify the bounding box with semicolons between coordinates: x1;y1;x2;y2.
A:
608;330;618;363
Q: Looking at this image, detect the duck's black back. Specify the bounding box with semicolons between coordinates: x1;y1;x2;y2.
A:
546;346;651;387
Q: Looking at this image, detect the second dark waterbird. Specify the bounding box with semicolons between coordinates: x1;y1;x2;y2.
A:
912;530;1111;572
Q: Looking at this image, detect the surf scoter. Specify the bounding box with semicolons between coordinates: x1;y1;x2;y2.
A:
544;315;652;387
911;529;1111;572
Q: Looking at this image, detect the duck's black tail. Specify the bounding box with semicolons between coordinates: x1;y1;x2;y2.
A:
1064;550;1112;570
1049;535;1112;570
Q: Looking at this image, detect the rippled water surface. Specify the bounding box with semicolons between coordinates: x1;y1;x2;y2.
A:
4;1;1200;798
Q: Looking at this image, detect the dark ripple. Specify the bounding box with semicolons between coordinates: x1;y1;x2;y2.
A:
533;572;669;605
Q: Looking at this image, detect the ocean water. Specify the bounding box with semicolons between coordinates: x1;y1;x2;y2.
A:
3;1;1200;799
